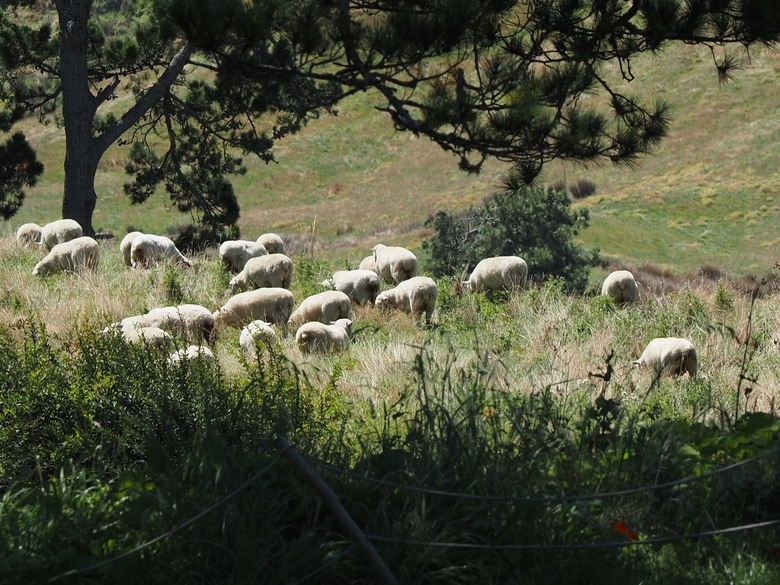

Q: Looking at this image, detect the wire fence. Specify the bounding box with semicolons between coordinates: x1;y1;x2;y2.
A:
52;438;780;582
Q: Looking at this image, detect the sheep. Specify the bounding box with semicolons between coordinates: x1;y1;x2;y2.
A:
463;256;528;295
119;231;144;268
168;345;216;365
321;269;381;305
228;253;294;292
107;323;174;349
358;255;378;274
372;244;418;284
288;290;353;329
119;304;215;343
130;234;192;268
375;276;438;325
16;223;42;248
212;288;296;334
295;318;353;354
40;219;83;251
256;233;285;255
601;270;639;304
239;320;278;360
32;236;100;276
633;337;698;378
219;239;268;272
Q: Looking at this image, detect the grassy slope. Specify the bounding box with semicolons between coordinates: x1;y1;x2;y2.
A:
2;44;778;276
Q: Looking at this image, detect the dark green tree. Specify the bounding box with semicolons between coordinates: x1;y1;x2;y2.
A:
423;185;600;291
0;1;778;235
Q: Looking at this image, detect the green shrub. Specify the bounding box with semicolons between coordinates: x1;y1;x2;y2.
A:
422;185;601;291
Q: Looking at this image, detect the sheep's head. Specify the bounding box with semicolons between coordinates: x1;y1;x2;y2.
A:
333;318;354;339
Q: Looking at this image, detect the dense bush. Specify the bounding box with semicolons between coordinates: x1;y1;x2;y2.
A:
422;185;601;291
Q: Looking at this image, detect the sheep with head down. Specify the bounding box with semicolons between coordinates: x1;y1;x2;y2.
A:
295;318;353;354
321;269;381;306
219;239;268;272
463;256;528;295
375;275;438;326
228;253;293;292
256;233;286;255
633;337;698;378
212;288;296;337
16;223;42;248
130;234;192;268
239;320;278;360
601;270;639;304
32;236;100;276
40;219;83;251
372;244;418;285
118;304;215;344
288;290;352;329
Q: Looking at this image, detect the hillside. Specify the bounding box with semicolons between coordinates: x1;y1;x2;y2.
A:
2;44;778;277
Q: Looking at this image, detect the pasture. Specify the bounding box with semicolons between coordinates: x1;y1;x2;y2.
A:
0;231;779;583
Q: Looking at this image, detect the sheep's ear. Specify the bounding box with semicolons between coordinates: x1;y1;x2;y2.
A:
632;360;641;368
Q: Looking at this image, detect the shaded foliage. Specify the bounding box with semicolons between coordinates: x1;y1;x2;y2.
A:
423;185;601;290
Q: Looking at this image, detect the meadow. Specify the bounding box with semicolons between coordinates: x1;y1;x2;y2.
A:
0;38;779;585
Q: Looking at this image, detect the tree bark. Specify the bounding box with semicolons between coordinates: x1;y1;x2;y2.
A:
56;0;100;235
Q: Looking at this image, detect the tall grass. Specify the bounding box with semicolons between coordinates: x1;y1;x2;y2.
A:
0;233;779;583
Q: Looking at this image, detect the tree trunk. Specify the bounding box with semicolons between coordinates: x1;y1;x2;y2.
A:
56;0;100;236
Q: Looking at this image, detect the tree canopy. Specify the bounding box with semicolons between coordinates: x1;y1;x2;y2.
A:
0;0;778;237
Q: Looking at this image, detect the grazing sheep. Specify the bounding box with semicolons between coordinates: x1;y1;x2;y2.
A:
168;345;216;365
119;231;144;268
321;269;382;305
288;290;353;329
372;244;418;284
295;318;353;354
463;256;528;295
228;253;294;292
375;276;438;325
16;223;42;247
40;219;83;251
601;270;639;304
633;337;698;378
358;255;378;274
107;323;174;349
130;234;192;268
32;236;100;276
239;320;278;359
219;239;268;272
212;288;296;333
120;304;215;343
256;233;285;255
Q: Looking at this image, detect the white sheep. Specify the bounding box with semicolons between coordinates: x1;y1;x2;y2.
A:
106;323;174;349
256;233;285;255
40;219;83;251
375;275;438;325
119;304;215;343
372;244;418;284
288;290;353;329
239;320;278;360
228;253;293;292
32;236;100;276
601;270;639;304
219;239;268;272
358;255;378;274
295;318;353;354
16;223;42;248
322;269;382;306
463;256;528;295
212;288;296;333
633;337;698;378
130;234;192;268
119;231;144;268
168;345;216;365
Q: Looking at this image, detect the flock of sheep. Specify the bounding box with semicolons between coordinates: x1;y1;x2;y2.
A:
14;219;698;378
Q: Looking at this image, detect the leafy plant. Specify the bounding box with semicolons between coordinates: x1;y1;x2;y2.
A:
423;185;601;291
